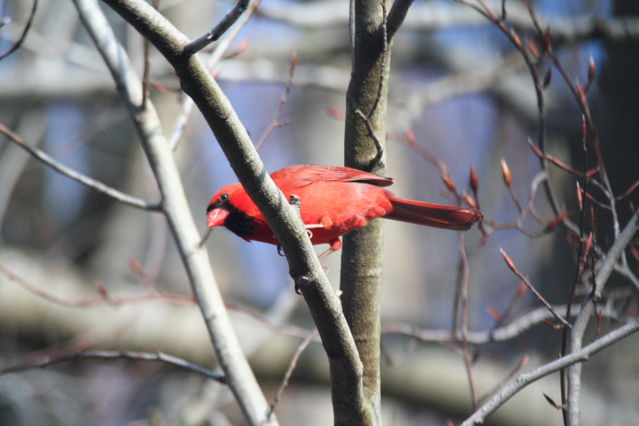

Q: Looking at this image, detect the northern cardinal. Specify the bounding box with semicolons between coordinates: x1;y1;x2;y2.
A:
207;165;482;255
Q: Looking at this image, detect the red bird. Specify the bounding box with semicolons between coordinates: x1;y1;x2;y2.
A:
207;165;482;256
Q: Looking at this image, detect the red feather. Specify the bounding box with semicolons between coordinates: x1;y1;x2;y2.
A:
207;165;482;250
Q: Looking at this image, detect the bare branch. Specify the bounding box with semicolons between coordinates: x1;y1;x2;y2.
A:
0;263;194;308
0;122;160;211
457;233;477;409
461;319;639;425
266;330;317;420
382;304;623;345
567;208;639;424
386;0;415;40
2;349;226;383
0;0;37;61
354;109;384;169
99;2;363;425
255;54;297;150
169;0;261;151
259;1;639;44
72;0;276;423
500;248;570;328
183;0;250;55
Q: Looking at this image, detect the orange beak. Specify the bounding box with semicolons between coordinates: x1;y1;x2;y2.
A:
207;208;230;228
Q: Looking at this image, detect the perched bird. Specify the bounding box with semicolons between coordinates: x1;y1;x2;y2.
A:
207;165;482;256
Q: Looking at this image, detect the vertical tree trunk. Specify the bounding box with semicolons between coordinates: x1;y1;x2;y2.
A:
341;0;391;424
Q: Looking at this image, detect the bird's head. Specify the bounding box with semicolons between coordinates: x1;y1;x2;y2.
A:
206;183;242;228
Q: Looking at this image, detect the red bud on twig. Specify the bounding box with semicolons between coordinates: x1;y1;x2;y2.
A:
500;159;512;187
576;80;587;105
517;282;527;297
464;193;477;209
616;180;639;201
440;166;457;193
544;207;568;232
576;182;583;211
500;248;517;273
588;56;596;84
510;28;522;48
224;39;250;59
543;393;564;409
584;232;594;259
487;306;502;322
527;39;539;58
97;282;109;299
130;258;141;272
326;107;345;120
470;166;479;194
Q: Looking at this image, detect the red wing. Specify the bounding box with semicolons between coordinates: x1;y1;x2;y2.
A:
271;165;393;189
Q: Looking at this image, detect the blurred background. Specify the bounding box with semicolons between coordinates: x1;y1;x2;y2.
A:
0;0;638;425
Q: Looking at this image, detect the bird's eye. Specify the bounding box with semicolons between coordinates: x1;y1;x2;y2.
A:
207;193;230;215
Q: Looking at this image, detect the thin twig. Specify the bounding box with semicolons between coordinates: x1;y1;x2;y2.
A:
1;258;319;342
265;330;317;421
0;263;194;307
2;349;226;383
500;248;571;327
255;54;297;150
354;109;384;169
0;122;160;211
479;355;529;406
0;0;37;61
169;0;261;151
183;0;250;55
366;0;387;121
458;233;477;409
141;0;159;105
528;139;597;179
381;303;623;345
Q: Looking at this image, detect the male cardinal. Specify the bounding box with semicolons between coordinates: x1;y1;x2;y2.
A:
207;165;482;256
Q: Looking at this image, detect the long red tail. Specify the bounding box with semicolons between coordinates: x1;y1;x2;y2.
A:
385;197;482;230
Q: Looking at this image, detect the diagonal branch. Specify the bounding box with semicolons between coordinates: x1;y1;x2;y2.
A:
74;0;276;423
0;122;160;211
386;0;415;40
0;0;38;61
500;248;570;327
567;207;639;425
2;349;226;383
100;1;363;424
169;0;261;151
382;303;624;345
183;0;250;55
462;318;639;425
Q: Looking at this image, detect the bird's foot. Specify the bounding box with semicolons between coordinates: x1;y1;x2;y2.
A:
318;239;342;260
